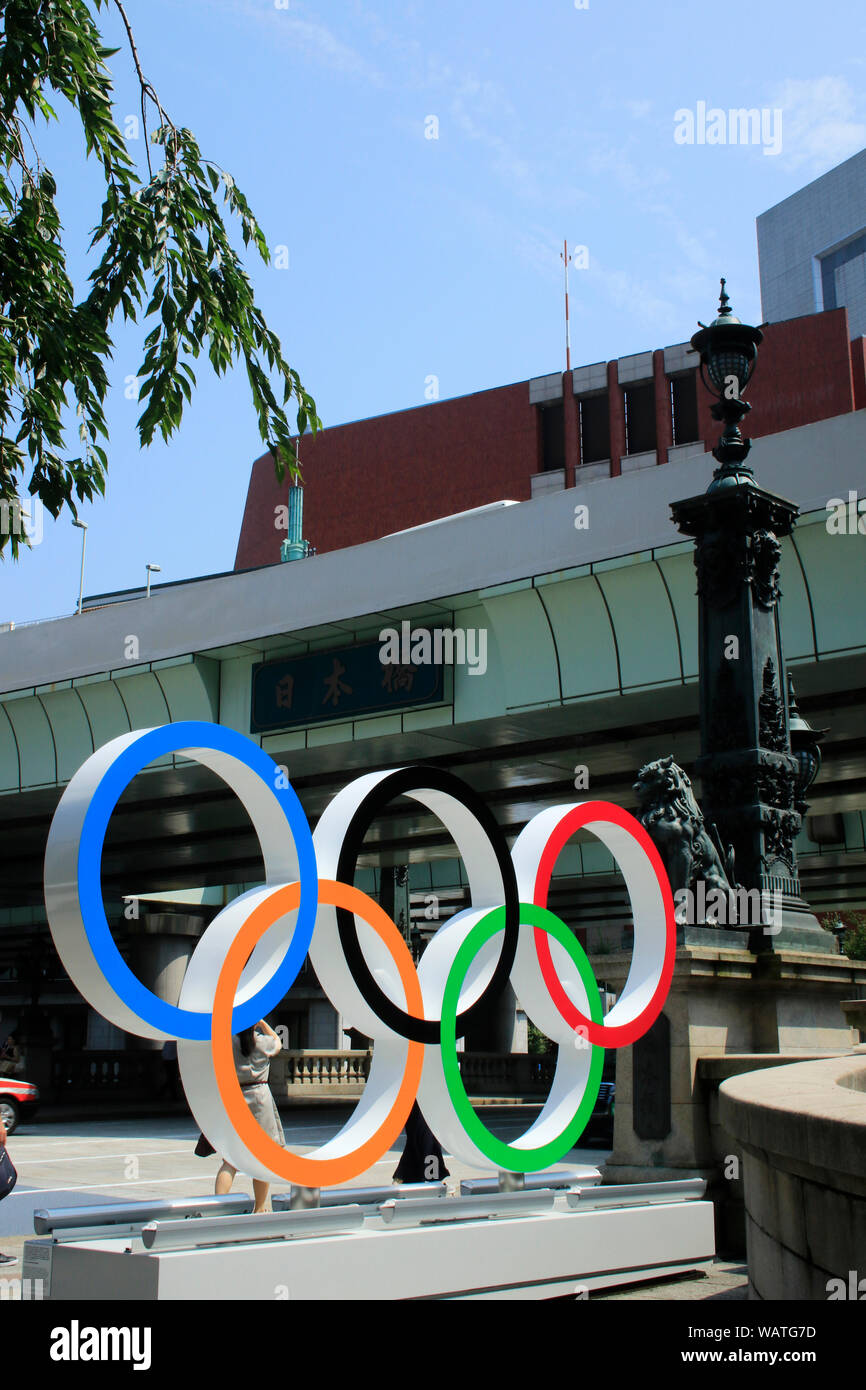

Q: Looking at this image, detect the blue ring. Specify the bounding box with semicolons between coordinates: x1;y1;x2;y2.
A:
76;722;318;1040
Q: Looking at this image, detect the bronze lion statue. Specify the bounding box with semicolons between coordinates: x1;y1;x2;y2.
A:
633;755;736;896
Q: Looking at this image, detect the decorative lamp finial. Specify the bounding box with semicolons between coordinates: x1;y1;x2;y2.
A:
718;277;730;315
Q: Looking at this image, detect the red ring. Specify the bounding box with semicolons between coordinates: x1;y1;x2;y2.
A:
532;801;676;1047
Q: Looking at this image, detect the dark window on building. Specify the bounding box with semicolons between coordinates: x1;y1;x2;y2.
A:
819;231;866;310
670;372;699;445
624;382;656;455
539;403;566;472
578;392;609;464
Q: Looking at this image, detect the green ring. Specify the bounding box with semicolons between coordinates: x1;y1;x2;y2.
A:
441;903;605;1171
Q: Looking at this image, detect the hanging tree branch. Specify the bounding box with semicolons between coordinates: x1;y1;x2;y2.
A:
0;0;320;559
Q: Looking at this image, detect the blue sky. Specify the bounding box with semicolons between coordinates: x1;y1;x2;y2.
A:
3;0;866;624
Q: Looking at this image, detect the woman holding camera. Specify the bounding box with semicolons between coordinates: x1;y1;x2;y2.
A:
213;1018;285;1214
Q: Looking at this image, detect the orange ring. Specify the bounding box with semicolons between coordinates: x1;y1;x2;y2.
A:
212;878;424;1186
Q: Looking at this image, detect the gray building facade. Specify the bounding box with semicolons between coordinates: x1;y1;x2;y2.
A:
757;147;866;338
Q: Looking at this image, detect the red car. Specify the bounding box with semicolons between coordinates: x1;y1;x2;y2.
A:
0;1077;39;1134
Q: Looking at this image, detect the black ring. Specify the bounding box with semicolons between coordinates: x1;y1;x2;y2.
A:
335;766;519;1044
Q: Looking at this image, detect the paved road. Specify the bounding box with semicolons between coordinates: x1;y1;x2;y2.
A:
0;1106;610;1238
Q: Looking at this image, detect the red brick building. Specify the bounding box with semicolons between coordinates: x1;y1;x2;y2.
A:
235;307;866;569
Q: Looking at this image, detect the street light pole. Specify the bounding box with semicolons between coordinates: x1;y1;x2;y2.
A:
72;520;87;615
670;279;831;953
145;563;161;598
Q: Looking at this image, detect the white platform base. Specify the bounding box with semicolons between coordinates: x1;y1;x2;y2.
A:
25;1196;716;1301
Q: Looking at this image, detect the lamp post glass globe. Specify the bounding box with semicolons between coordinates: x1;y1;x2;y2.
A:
793;745;821;798
787;674;826;810
690;278;763;480
690;277;763;399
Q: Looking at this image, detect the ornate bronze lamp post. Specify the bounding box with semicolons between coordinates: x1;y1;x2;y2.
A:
670;280;831;951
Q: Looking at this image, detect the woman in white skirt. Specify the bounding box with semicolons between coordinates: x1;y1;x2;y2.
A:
215;1018;285;1213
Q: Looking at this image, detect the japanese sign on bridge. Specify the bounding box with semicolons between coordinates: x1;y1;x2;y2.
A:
251;636;444;733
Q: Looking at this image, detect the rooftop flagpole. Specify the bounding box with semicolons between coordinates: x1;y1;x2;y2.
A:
560;239;572;371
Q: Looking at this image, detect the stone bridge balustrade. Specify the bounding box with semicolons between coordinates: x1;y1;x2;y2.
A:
269;1050;555;1100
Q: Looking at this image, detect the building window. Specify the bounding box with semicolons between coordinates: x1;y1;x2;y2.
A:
578;392;609;464
670;372;699;445
539;403;566;472
624;382;656;455
819;231;866;311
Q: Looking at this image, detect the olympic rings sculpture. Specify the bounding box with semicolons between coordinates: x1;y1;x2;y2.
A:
44;721;676;1185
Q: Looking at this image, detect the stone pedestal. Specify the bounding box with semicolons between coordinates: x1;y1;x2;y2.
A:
593;927;866;1251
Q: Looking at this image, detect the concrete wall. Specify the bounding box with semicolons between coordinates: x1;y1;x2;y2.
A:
235;379;539;567
720;1054;866;1299
234;310;857;566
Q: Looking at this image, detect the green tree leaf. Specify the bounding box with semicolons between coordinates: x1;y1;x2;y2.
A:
0;0;320;559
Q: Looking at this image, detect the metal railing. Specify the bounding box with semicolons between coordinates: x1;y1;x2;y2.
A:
1;611;73;632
